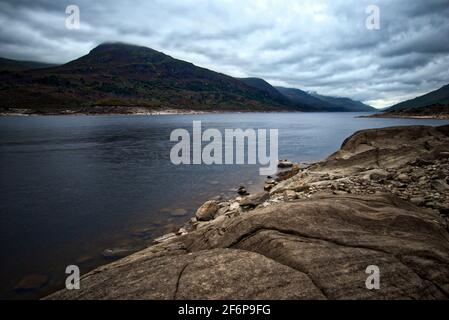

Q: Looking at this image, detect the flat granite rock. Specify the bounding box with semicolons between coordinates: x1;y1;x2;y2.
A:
317;125;449;173
47;193;449;300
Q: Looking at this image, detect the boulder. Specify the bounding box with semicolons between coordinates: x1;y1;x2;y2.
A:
195;200;220;221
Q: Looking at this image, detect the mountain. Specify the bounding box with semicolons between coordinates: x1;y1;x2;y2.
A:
0;43;294;113
386;84;449;111
237;79;329;111
0;42;375;114
0;57;57;71
236;80;374;111
237;78;289;104
275;86;339;111
309;92;375;112
275;87;375;112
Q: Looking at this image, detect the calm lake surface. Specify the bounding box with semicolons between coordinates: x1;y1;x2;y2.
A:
1;112;448;299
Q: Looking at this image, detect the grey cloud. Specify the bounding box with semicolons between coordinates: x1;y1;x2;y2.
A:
402;0;449;17
0;0;448;108
382;53;432;71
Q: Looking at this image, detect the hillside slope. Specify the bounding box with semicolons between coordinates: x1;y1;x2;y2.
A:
238;78;290;104
0;43;378;114
0;57;57;72
275;86;343;111
0;43;293;113
387;84;449;111
310;92;375;112
275;86;374;112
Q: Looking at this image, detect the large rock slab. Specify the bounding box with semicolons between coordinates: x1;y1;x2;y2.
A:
46;246;324;300
316;125;449;173
47;193;449;300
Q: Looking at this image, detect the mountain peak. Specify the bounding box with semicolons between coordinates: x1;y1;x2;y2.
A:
67;42;171;66
90;42;158;54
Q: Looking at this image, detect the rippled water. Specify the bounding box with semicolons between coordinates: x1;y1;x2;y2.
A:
0;112;448;299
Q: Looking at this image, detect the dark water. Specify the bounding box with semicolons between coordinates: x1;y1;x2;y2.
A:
0;112;448;299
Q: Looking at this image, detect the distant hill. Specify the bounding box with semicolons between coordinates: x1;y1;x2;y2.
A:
0;43;294;113
309;92;375;112
386;84;449;111
275;86;338;111
273;86;374;112
237;78;290;104
0;57;57;71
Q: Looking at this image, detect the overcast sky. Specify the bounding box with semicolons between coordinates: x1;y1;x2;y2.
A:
1;0;448;108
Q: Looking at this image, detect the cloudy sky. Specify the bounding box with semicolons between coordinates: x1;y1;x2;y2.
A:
0;0;448;108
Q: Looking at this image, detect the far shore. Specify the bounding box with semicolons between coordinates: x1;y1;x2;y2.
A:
0;107;303;117
0;108;213;117
358;114;449;120
359;104;449;120
0;106;384;118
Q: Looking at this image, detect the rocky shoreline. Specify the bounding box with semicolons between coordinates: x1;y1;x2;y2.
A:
47;124;449;300
0;107;211;116
0;107;299;116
